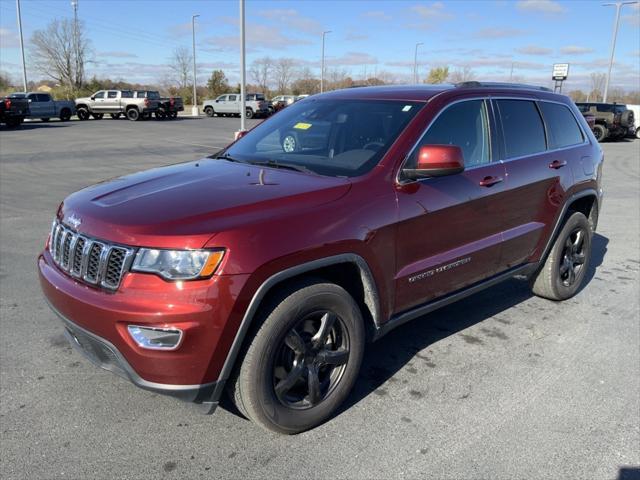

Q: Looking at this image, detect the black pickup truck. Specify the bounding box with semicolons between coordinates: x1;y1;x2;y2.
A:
0;96;29;128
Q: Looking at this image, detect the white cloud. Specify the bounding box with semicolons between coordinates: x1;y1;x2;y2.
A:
408;2;453;29
559;45;594;56
98;51;139;59
0;28;20;48
203;24;311;53
361;11;392;21
516;0;566;14
516;45;553;56
259;9;323;34
474;27;527;39
329;52;378;67
622;3;640;27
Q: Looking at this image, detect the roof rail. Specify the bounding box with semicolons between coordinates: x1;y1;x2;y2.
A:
455;81;552;92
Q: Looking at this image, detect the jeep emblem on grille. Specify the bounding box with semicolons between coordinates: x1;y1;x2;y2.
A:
67;214;82;229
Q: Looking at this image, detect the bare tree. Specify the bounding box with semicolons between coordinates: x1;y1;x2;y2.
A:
30;18;90;91
250;57;272;94
589;72;606;102
273;58;296;94
169;46;193;89
449;66;476;83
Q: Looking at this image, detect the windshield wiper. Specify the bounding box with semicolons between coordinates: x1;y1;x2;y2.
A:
214;153;245;163
248;160;316;175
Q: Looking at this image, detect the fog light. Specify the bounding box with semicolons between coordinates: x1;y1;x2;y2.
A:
127;325;183;350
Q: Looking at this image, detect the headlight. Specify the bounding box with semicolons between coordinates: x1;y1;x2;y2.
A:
131;248;224;280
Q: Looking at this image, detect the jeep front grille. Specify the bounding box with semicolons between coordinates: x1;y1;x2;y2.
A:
49;221;135;291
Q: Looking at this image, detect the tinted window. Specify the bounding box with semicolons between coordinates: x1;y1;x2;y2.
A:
27;93;39;101
121;90;133;98
225;99;421;177
228;95;237;101
38;94;51;102
539;102;583;149
408;99;490;169
147;91;160;99
107;91;118;99
217;95;227;101
94;91;105;99
497;100;546;158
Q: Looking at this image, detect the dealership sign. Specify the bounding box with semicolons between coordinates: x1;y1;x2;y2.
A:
552;63;569;81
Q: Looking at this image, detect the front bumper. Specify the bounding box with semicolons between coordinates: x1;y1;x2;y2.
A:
38;249;249;409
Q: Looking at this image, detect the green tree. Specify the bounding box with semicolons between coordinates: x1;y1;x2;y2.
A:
207;70;230;97
425;66;449;84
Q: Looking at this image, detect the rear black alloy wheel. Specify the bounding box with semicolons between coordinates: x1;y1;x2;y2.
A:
273;311;350;409
593;124;607;142
230;281;364;434
559;228;587;288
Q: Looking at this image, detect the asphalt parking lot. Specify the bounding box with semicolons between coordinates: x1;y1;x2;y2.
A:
1;117;639;479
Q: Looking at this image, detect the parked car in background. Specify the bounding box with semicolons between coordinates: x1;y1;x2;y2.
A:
576;102;635;142
157;95;184;119
626;104;640;138
580;111;596;132
268;95;299;115
0;95;29;128
7;92;74;122
75;90;160;121
202;93;269;118
40;83;603;434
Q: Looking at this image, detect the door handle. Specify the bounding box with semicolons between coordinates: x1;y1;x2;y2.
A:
549;160;567;169
479;176;503;187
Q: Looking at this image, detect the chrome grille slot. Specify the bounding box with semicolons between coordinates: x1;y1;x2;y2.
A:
48;221;134;291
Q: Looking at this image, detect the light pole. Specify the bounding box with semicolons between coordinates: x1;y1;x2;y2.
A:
16;0;27;91
320;30;331;93
239;0;246;133
191;14;200;116
602;1;638;102
413;42;423;84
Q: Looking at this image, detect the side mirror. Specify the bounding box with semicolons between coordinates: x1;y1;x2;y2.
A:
90;96;95;100
403;145;465;180
215;99;220;103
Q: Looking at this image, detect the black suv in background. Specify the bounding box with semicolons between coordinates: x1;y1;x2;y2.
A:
576;102;635;142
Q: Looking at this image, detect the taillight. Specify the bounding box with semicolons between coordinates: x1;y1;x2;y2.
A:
4;98;11;109
144;98;150;107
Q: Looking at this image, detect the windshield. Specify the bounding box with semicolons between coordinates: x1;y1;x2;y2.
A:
223;99;422;177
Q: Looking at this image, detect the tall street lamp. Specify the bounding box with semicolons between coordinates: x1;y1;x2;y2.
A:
16;0;27;91
191;14;200;116
239;0;246;133
320;30;331;93
413;42;423;84
602;1;638;102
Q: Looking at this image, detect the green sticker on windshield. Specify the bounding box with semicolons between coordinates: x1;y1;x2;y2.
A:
294;122;312;130
402;105;412;112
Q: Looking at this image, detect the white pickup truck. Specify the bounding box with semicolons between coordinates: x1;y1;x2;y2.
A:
75;90;160;121
202;93;270;119
7;92;75;122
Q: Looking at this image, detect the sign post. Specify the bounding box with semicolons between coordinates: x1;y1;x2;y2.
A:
552;63;569;93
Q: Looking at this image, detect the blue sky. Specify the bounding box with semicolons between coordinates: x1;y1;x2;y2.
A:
1;0;639;91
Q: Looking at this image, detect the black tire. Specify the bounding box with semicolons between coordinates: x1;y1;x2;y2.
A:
59;109;72;122
126;108;140;121
531;212;592;301
92;113;103;120
204;106;214;117
245;108;254;119
592;124;607;142
110;113;121;119
76;107;90;121
636;127;640;140
41;117;50;122
620;110;633;128
229;280;365;434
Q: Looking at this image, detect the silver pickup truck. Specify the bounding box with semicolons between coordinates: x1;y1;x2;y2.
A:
202;93;269;118
75;90;160;121
7;92;74;122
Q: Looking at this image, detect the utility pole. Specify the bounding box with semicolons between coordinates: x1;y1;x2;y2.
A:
71;0;79;90
191;14;200;116
509;62;514;82
602;1;638;102
239;0;246;132
320;30;331;93
413;42;423;84
16;0;27;91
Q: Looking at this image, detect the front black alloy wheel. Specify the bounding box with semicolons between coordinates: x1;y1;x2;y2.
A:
229;280;364;434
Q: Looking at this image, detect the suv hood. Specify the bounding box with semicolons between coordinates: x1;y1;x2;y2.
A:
58;159;351;248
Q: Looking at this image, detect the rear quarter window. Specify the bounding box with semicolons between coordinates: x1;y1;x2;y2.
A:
539;102;584;149
496;100;546;158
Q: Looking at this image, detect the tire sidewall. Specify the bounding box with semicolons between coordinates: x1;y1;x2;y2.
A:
127;108;139;121
548;212;592;299
241;284;364;434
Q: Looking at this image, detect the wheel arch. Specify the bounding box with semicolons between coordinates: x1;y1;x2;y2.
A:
217;254;381;386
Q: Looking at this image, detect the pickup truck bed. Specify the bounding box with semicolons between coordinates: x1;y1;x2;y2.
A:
0;96;29;128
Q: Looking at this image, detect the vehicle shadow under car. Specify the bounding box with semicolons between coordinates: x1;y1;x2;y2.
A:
339;232;609;416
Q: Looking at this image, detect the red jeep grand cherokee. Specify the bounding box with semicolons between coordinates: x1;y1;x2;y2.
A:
39;83;603;433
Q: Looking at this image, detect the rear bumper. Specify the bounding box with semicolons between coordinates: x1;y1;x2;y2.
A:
49;300;219;408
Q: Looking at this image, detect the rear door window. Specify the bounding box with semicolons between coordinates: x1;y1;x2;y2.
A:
228;95;237;101
539;102;584;149
496;100;546;158
107;91;118;99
